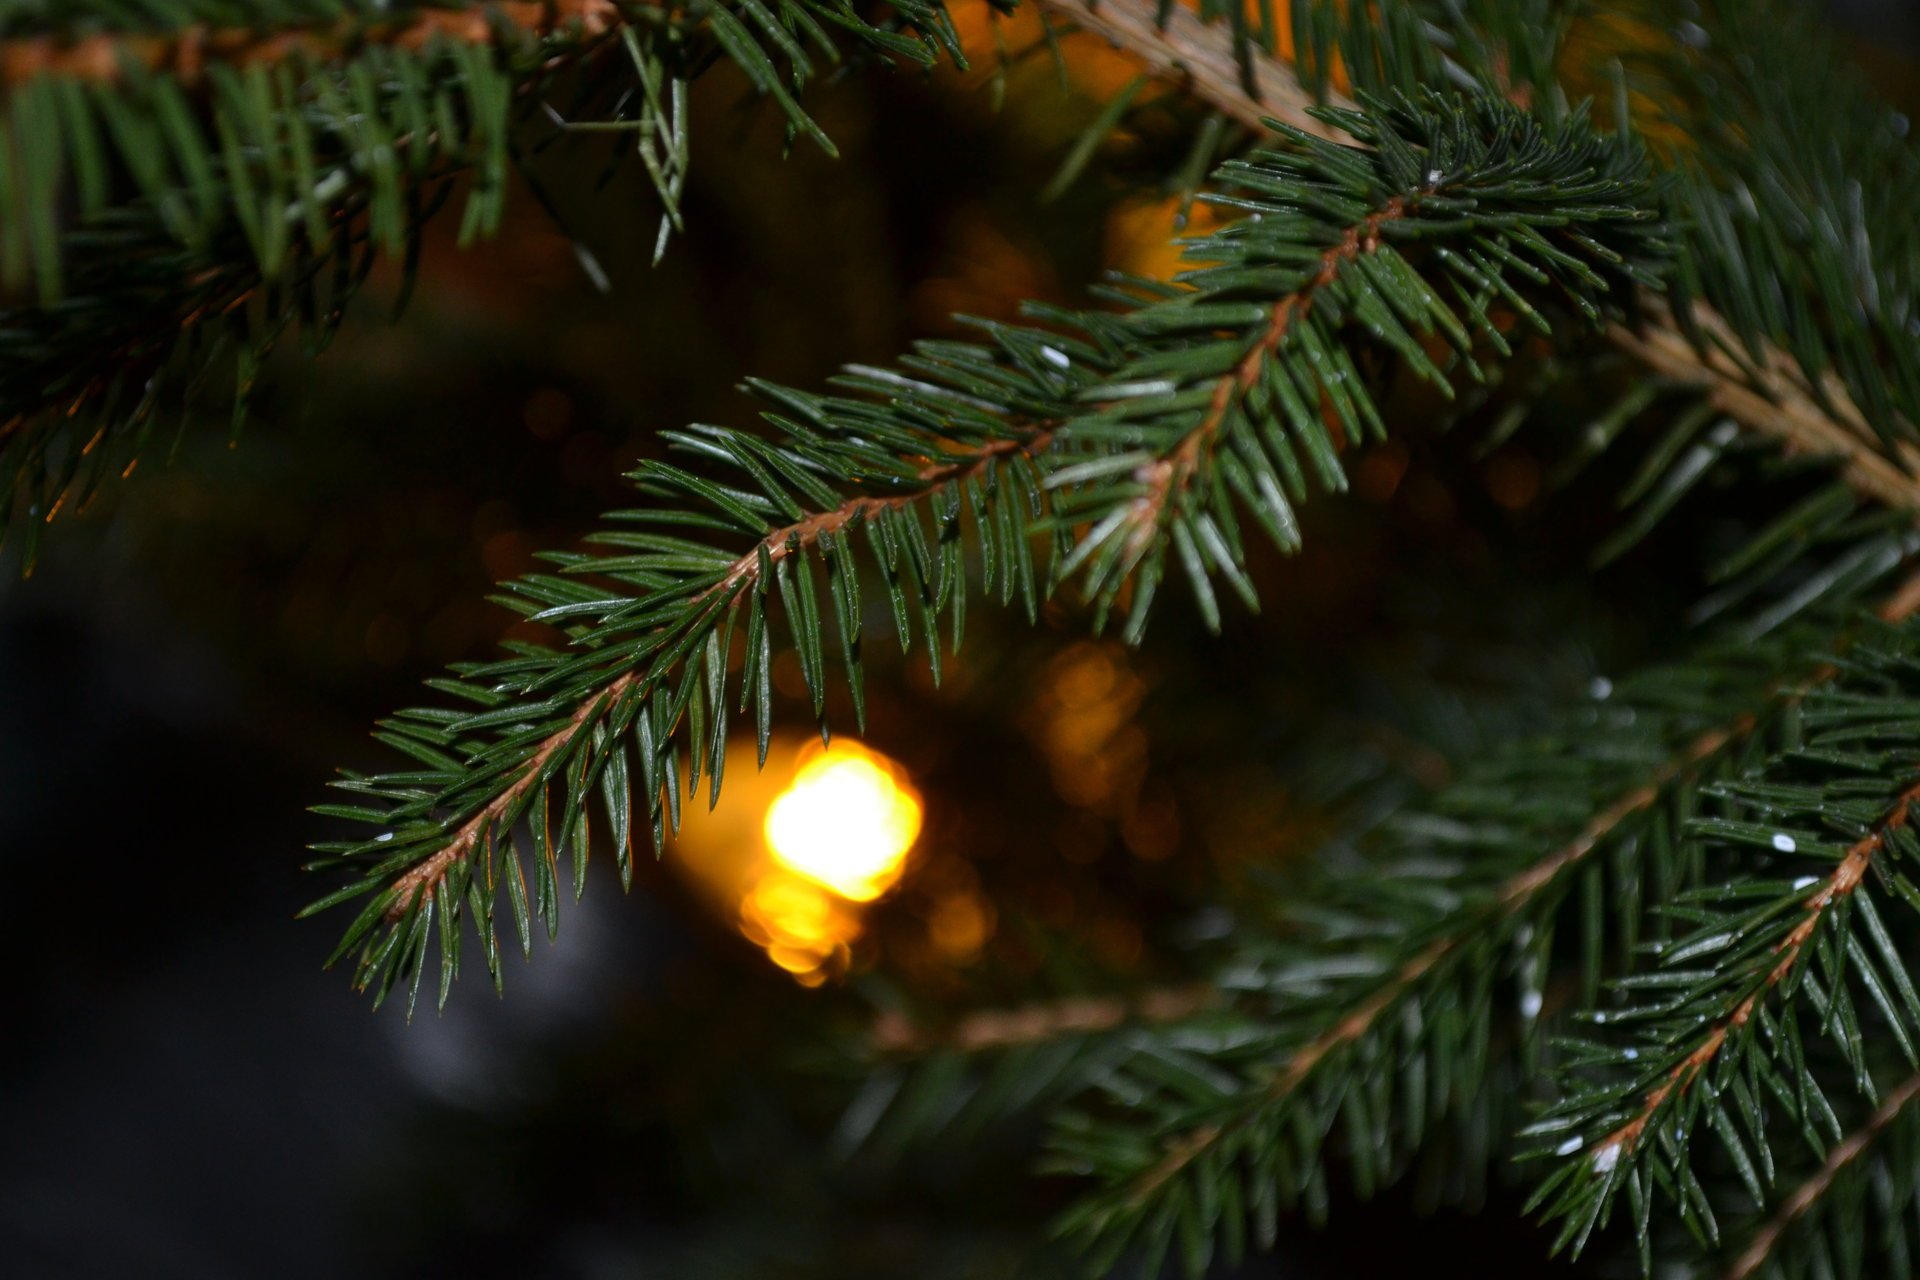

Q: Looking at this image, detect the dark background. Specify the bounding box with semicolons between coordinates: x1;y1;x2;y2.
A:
4;7;1916;1277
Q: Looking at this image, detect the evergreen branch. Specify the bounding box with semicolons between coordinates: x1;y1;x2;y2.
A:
1529;621;1920;1259
1048;533;1920;1274
1053;687;1776;1269
376;428;1054;926
380;669;641;921
1047;93;1659;637
1116;194;1409;562
1038;0;1915;524
307;91;1662;1011
1578;785;1920;1175
0;0;616;87
1612;298;1920;513
1724;1069;1920;1280
0;0;956;560
1273;715;1753;1094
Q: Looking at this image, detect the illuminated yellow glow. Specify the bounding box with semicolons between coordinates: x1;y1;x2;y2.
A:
764;741;922;903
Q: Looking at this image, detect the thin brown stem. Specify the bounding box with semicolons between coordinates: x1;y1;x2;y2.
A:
871;983;1215;1054
1123;709;1758;1204
1610;298;1920;511
1;0;617;88
1270;715;1748;1096
1028;0;1351;138
1724;1069;1920;1280
385;669;637;918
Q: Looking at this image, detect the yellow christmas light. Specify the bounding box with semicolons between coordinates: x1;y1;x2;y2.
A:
764;741;923;902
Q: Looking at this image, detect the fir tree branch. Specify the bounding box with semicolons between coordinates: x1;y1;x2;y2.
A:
309;92;1661;1010
1035;0;1913;523
1529;607;1920;1257
0;0;956;558
1117;194;1408;560
1724;1069;1920;1280
0;0;617;87
1052;541;1920;1272
1583;780;1920;1172
1127;562;1920;1204
376;427;1055;925
382;669;641;920
1278;715;1754;1092
1079;711;1757;1225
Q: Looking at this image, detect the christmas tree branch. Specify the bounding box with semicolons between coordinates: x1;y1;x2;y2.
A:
0;0;617;88
1724;1069;1920;1280
1118;195;1409;560
1584;780;1920;1171
1610;299;1920;512
1033;0;1915;517
311;92;1660;1007
374;427;1056;929
1055;548;1920;1268
1529;602;1920;1252
1;0;956;557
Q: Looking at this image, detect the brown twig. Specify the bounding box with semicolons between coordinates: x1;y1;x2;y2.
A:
384;668;638;917
1268;715;1747;1096
1609;298;1920;511
1724;1069;1920;1280
1029;0;1351;139
380;429;1055;922
1122;710;1756;1204
0;0;617;89
871;983;1215;1054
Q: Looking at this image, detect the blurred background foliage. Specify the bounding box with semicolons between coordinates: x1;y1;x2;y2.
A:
3;3;1918;1276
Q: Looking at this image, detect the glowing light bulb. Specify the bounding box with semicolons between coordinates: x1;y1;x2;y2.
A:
764;741;922;902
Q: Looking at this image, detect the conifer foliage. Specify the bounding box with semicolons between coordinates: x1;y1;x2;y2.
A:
10;0;1920;1275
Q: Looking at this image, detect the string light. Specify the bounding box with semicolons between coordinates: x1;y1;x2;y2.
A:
765;741;922;902
672;736;922;985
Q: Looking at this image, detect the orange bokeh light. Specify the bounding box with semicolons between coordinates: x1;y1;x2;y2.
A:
671;737;922;985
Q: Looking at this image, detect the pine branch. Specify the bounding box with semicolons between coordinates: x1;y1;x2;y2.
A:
0;0;616;87
1610;300;1920;513
1575;785;1920;1175
0;0;958;560
373;428;1053;929
1048;527;1920;1273
1028;0;1344;138
1048;94;1659;636
1031;0;1917;523
1723;1069;1920;1280
1114;193;1408;560
306;91;1661;1011
1528;619;1920;1260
